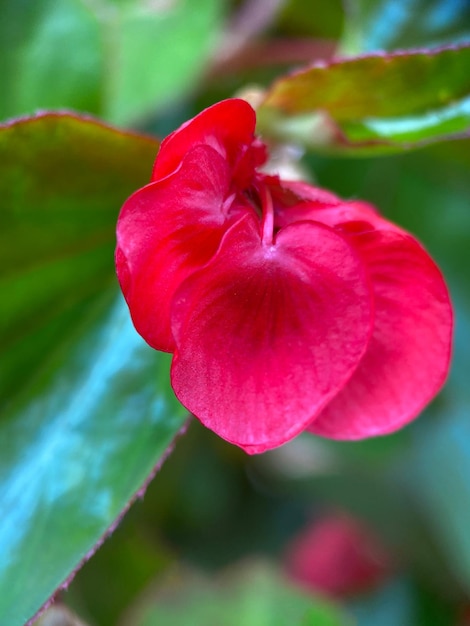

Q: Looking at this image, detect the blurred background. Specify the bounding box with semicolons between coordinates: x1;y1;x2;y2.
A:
2;0;470;625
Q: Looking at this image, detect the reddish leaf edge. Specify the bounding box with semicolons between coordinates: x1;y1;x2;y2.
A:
262;41;470;111
2;110;169;626
25;419;190;626
0;108;160;149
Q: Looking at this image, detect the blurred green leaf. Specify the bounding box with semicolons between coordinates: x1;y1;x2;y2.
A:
258;44;470;154
403;306;470;595
0;0;102;121
342;0;470;55
0;0;224;125
0;113;158;400
125;561;351;626
101;0;224;125
338;97;470;149
349;577;457;626
277;0;344;39
66;506;174;625
0;114;187;626
262;45;470;118
35;604;89;626
349;579;415;626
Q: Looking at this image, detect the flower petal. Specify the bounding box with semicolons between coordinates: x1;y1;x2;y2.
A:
270;178;386;233
152;99;260;181
309;228;453;439
116;144;245;352
268;177;341;214
170;215;373;453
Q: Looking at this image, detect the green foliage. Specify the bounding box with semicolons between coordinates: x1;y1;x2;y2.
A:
2;2;470;625
0;0;102;120
102;0;224;124
277;0;344;38
258;44;470;153
342;0;470;54
0;114;157;401
126;561;351;626
404;313;470;593
0;115;187;625
0;0;224;125
264;46;470;118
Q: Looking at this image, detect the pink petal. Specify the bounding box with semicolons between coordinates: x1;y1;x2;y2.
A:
270;178;385;232
309;228;453;439
268;177;341;212
152;99;260;181
116;144;246;352
302;199;401;235
170;215;373;453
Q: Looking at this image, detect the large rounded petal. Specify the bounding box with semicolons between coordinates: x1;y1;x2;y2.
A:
309;228;453;439
170;215;373;453
152;99;262;182
116;144;247;352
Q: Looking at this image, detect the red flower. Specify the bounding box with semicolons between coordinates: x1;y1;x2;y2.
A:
116;98;452;453
284;513;392;598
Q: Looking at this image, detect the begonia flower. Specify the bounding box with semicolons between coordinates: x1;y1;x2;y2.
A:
115;98;453;454
284;513;392;598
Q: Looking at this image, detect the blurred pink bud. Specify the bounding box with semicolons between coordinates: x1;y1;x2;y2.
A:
284;513;392;598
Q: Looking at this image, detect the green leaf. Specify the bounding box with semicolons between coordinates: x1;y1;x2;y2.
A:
101;0;225;125
0;0;224;125
36;604;89;626
342;0;470;55
349;577;457;626
262;45;470;119
0;114;187;626
0;0;103;121
258;44;470;154
402;307;470;594
0;113;157;401
338;96;470;147
277;0;344;39
349;579;415;626
124;561;351;626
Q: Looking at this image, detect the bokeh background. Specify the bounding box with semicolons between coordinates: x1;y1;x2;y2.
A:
2;1;470;625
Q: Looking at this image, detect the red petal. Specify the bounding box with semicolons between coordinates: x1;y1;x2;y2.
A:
170;215;373;452
152;99;258;181
116;144;245;352
270;179;385;233
268;177;341;212
309;229;453;439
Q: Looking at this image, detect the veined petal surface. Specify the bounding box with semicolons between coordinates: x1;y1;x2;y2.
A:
170;215;373;452
115;98;453;451
116;144;246;352
152;99;259;181
309;228;453;439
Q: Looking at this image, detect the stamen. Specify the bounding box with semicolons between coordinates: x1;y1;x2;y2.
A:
259;182;274;246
